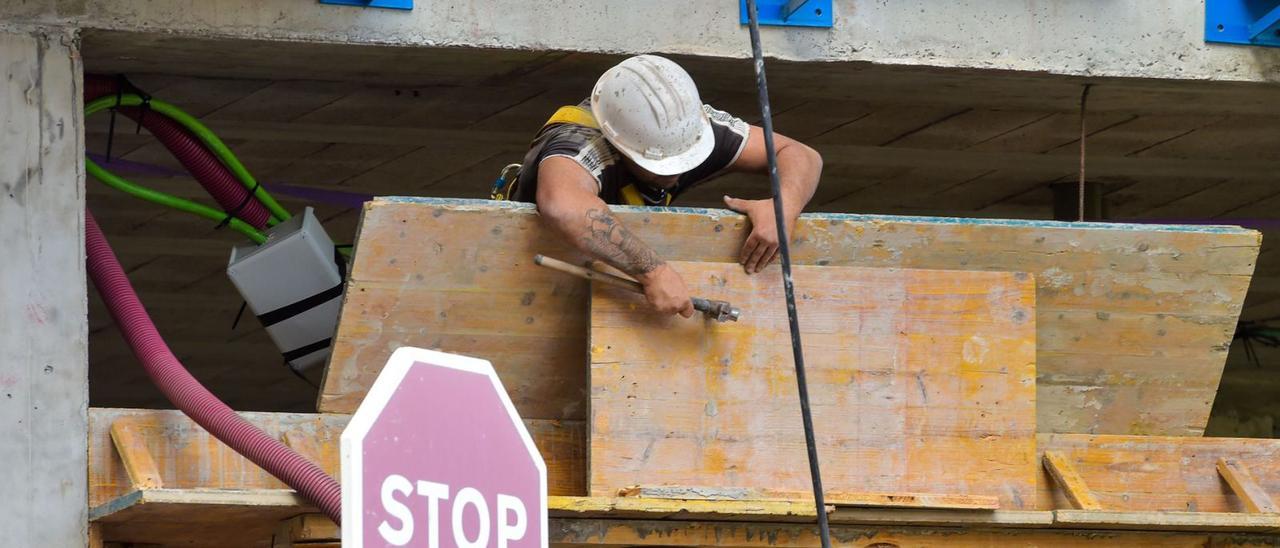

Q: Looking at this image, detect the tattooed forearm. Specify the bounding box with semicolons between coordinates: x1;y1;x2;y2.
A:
582;208;665;276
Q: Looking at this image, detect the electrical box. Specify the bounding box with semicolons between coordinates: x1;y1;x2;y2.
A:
228;207;345;372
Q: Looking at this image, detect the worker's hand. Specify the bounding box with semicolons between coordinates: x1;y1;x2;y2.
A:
635;264;695;318
723;195;796;274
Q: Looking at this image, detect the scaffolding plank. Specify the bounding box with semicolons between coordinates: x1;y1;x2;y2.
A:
548;518;1272;546
324;198;1257;436
589;261;1038;508
93;488;312;548
619;486;1000;510
1054;510;1280;532
88;408;586;511
273;514;340;548
1036;434;1280;512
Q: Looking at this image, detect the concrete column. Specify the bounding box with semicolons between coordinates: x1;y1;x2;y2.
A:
0;27;88;547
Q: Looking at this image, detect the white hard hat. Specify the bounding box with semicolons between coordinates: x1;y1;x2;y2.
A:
591;55;714;176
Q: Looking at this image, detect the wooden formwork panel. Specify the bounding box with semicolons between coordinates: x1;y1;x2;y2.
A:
323;198;1257;436
548;519;1280;547
1036;434;1280;513
88;407;586;511
88;409;1280;517
86;409;1280;546
589;262;1037;508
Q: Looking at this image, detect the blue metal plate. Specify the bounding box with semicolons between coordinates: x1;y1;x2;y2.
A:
319;0;413;11
739;0;833;28
1206;0;1280;47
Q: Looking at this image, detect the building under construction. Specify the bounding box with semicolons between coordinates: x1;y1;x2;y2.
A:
4;1;1280;546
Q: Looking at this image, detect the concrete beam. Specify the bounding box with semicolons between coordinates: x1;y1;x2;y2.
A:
7;0;1280;83
0;27;88;547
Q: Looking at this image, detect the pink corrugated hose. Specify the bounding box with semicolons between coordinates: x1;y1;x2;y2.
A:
85;75;273;229
86;211;343;523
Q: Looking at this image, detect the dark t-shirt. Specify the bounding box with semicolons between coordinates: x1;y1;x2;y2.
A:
512;100;751;205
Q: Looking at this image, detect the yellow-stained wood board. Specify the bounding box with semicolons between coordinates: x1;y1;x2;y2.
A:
88;407;586;510
323;199;1259;436
1043;450;1103;510
1036;434;1280;513
92;488;312;548
254;515;1280;547
1218;458;1280;513
95;507;1280;548
548;519;1280;546
589;261;1038;508
90;409;1280;518
617;486;999;510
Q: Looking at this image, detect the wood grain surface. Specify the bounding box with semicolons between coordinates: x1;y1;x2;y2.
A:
589;261;1038;508
323;199;1257;436
88;407;586;511
1036;434;1280;512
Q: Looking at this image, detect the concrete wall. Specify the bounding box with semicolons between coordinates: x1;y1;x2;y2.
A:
7;0;1280;83
0;27;88;547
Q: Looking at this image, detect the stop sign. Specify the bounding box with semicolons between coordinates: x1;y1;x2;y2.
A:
341;347;547;547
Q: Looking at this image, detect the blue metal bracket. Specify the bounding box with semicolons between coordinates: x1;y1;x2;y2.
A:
319;0;412;11
1206;0;1280;47
739;0;833;28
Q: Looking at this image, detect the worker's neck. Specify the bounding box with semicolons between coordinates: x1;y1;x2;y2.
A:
620;156;680;190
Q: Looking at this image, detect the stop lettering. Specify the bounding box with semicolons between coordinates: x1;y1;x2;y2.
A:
342;347;548;547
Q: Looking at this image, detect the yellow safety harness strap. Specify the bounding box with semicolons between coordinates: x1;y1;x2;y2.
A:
543;105;598;130
619;184;671;206
495;105;670;206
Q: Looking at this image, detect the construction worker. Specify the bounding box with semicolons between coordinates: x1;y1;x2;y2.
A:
495;54;822;318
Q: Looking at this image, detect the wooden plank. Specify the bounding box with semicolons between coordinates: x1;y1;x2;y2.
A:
324;199;1257;436
88;523;104;548
548;518;1256;546
1218;458;1280;514
548;496;825;522
617;486;999;510
273;514;340;548
1054;510;1280;532
87;488;1280;547
1036;434;1280;513
89;408;587;510
1043;450;1103;510
827;508;1052;528
589;262;1037;508
93;488;312;548
109;418;165;490
828;492;1000;510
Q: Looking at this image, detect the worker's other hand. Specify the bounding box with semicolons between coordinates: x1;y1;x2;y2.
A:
723;195;794;274
636;264;695;318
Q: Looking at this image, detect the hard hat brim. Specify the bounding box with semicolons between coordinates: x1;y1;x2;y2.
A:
612;117;715;177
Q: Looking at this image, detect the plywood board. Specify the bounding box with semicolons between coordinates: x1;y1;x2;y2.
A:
548;518;1278;546
589;262;1038;508
88;407;586;509
93;488;311;548
1035;434;1280;512
323;199;1258;436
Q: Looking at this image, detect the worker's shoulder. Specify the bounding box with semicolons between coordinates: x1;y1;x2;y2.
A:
538;123;618;181
702;104;749;136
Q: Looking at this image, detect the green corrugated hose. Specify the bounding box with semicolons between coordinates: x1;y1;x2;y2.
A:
84;94;292;224
86;159;267;244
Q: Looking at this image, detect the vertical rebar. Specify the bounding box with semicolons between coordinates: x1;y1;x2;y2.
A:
743;2;833;546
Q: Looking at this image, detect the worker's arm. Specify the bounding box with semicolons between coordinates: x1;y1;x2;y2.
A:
536;156;694;318
722;126;823;273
